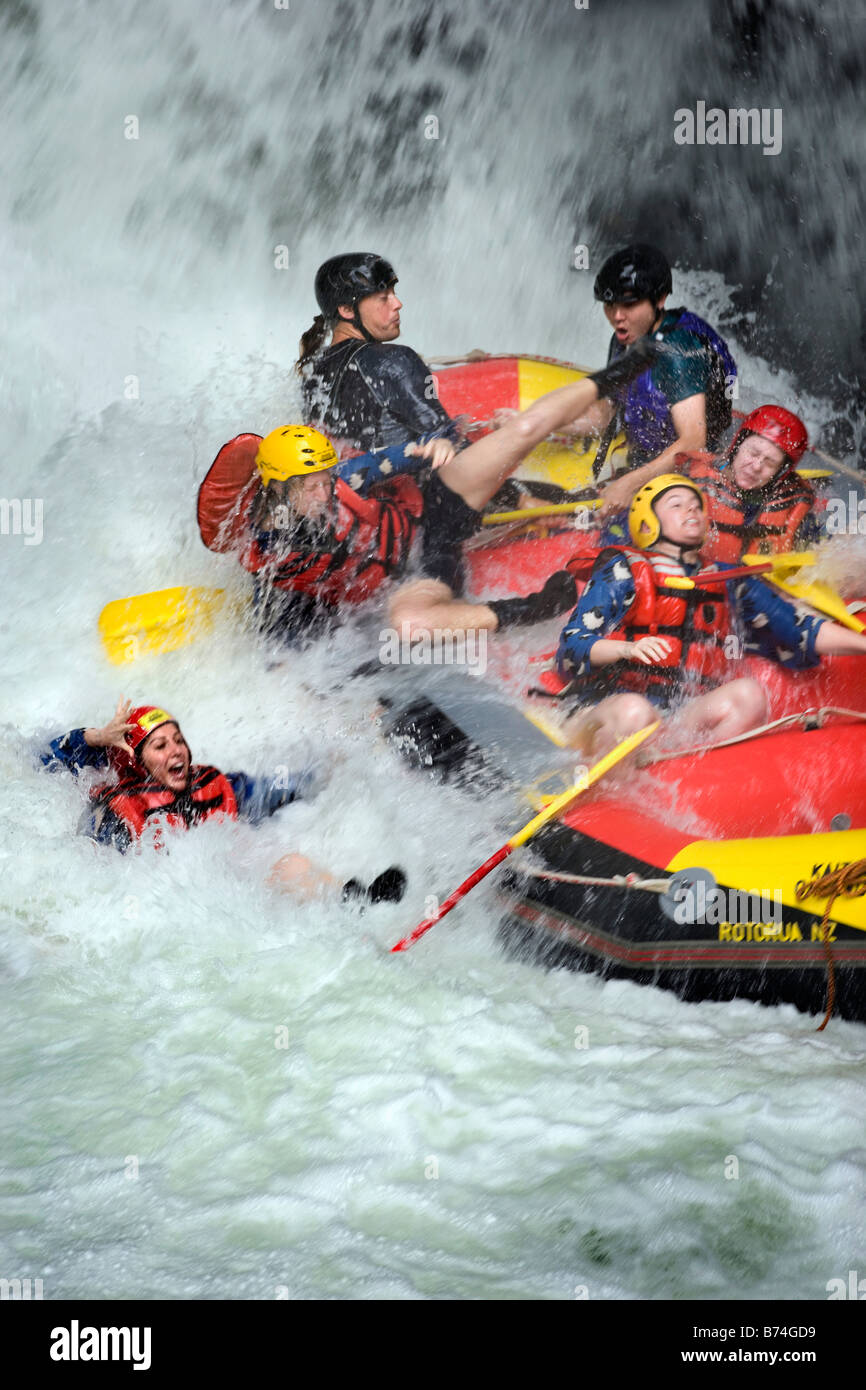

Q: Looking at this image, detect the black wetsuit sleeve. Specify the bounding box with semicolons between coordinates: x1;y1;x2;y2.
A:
357;346;460;442
487;571;578;630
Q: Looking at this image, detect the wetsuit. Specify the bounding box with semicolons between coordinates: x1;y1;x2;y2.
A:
603;308;737;466
302;340;461;453
42;729;312;852
556;548;826;708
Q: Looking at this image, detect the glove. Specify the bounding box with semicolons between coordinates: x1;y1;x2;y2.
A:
588;336;664;398
342;866;407;906
487;570;578;631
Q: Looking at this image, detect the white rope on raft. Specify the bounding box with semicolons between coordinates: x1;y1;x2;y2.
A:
519;867;670;892
638;706;866;766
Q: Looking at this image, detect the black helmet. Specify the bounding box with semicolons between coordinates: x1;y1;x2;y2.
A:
594;244;672;305
314;253;398;321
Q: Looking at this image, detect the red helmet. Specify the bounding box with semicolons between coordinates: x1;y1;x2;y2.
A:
125;706;178;757
732;405;809;466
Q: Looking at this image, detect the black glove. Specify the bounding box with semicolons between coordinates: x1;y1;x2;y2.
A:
487;569;578;631
588;335;664;399
342;866;407;906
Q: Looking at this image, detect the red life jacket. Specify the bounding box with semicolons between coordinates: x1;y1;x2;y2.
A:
603;545;734;698
680;451;816;563
538;545;734;702
91;765;238;844
197;434;424;607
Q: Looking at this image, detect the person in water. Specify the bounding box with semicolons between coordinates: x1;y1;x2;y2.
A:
199;342;662;642
391;475;866;758
560;244;737;518
676;404;819;562
41;700;405;904
296;252;461;455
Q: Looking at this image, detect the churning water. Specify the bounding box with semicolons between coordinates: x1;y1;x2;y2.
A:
1;0;864;1301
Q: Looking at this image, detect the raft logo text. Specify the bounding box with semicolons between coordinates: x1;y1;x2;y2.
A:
674;102;782;156
379;621;488;677
0;497;42;545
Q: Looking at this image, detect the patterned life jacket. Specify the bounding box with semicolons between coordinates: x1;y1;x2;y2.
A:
617;309;737;460
91;766;238;844
681;451;816;563
197;434;424;607
562;545;734;702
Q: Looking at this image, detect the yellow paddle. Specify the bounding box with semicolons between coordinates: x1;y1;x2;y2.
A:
390;720;660;952
741;555;866;633
662;552;817;591
663;552;865;634
482;500;602;526
98;586;235;664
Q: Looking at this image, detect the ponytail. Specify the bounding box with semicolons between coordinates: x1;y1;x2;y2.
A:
296;314;330;374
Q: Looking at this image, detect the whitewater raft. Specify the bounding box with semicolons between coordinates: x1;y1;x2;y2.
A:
384;355;866;1023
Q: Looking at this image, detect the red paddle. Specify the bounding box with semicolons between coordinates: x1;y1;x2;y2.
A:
390;721;659;953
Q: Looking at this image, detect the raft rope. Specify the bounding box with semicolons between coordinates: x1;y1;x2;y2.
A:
521;867;669;893
795;858;866;1031
638;706;866;766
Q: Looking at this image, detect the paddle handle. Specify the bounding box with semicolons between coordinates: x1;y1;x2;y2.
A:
390;845;512;952
482;500;601;526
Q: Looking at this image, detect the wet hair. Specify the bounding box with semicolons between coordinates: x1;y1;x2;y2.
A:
249;477;294;533
295;314;330;374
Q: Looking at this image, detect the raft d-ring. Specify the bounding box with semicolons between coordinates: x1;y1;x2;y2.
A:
659;866;719;924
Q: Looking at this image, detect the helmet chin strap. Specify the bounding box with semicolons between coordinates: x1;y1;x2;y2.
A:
657;532;700;559
352;301;376;343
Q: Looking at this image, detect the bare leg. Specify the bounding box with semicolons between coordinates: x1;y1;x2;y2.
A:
668;677;767;745
437;378;601;512
268;852;340;901
389;579;497;640
561;692;658;760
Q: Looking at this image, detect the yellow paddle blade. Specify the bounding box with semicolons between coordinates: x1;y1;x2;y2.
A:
507;721;660;848
98;586;230;664
795;468;834;479
482;500;602;526
741;551;817;573
767;574;866;633
522;705;570;747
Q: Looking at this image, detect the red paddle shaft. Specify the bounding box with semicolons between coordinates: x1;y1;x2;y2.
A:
390;846;512;953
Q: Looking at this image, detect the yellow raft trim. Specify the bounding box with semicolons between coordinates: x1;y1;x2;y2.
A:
666;828;866;930
514;358;628;489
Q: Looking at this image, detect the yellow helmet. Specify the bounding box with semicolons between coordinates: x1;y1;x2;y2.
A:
255;426;338;487
628;474;706;549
